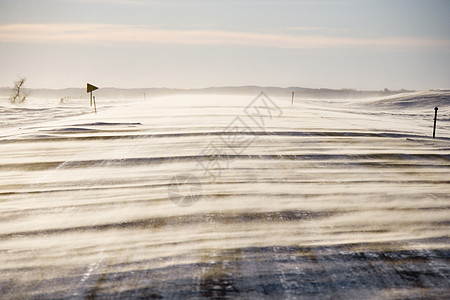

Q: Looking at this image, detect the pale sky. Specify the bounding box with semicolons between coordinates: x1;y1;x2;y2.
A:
0;0;449;90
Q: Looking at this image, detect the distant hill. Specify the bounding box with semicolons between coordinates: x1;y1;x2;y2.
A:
0;85;415;101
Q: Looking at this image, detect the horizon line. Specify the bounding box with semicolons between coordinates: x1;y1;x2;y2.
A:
0;84;425;92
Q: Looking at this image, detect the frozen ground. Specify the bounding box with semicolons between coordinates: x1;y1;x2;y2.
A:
0;91;449;299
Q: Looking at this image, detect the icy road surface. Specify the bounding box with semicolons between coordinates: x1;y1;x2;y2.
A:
0;91;449;299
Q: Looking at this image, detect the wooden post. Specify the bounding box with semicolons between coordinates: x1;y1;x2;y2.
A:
433;107;438;138
291;91;294;105
87;83;98;112
93;96;97;114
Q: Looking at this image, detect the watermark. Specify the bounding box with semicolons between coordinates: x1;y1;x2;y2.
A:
168;92;283;206
219;117;257;155
243;91;283;129
196;141;231;182
167;173;202;207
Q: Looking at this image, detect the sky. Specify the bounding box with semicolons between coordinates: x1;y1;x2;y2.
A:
0;0;449;90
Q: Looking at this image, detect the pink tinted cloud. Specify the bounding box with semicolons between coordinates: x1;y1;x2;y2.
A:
0;23;448;48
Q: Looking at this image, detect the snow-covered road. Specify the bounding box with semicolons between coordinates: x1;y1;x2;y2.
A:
1;91;449;299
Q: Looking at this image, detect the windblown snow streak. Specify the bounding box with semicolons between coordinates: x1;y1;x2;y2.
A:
0;92;449;299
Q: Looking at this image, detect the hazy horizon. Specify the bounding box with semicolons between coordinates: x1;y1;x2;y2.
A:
0;0;449;90
0;84;422;91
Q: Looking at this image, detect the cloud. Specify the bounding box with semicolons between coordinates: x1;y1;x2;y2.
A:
0;23;448;49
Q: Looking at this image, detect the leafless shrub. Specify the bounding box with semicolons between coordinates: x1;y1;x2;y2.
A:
10;77;28;104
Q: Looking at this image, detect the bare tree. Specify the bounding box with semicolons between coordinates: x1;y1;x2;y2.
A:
10;77;28;104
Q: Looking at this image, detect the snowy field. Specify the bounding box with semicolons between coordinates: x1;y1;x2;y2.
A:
0;91;449;299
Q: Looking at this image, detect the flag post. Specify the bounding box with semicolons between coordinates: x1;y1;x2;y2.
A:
87;83;99;114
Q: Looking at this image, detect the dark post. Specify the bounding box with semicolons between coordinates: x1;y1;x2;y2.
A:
93;96;97;114
86;83;99;112
291;91;294;105
433;107;438;138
